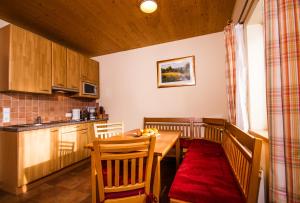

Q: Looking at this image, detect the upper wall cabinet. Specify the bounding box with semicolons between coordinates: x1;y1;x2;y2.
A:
77;58;99;98
52;43;82;92
0;25;52;94
52;42;67;89
0;24;99;98
52;44;99;96
81;58;99;84
66;49;82;91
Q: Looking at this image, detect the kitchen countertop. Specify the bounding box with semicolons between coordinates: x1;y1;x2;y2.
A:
0;118;108;132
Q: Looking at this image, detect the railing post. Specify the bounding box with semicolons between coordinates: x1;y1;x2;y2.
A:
190;118;194;139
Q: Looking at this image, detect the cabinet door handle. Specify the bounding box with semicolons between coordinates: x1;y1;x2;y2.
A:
41;89;50;92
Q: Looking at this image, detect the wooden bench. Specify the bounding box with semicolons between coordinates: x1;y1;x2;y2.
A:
144;117;262;203
144;117;225;147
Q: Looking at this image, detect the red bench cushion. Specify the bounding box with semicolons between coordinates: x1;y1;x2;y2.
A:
169;139;245;203
180;138;192;148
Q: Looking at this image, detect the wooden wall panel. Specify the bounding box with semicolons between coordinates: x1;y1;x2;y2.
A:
0;0;235;56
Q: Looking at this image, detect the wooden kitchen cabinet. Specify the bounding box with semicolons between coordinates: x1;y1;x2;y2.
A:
77;58;100;99
77;126;90;161
81;58;99;84
0;24;52;94
0;24;99;97
59;124;89;168
52;43;67;88
59;128;77;168
66;49;82;91
89;60;99;84
18;128;60;186
0;121;103;194
52;44;82;92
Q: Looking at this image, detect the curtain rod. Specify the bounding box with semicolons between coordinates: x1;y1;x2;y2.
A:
238;0;249;23
227;0;256;26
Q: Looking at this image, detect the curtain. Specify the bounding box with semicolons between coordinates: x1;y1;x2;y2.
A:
235;24;249;131
264;0;300;202
225;24;237;125
224;24;249;131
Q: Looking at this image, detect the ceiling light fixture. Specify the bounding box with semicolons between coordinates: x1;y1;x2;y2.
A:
140;0;158;13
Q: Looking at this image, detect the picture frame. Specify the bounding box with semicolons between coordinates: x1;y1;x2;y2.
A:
157;56;196;88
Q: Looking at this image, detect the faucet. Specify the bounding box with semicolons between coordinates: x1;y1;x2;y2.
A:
36;116;42;124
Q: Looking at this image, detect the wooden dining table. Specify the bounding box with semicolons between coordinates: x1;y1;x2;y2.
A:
85;129;181;203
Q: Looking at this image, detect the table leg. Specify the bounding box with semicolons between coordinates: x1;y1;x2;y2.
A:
175;138;180;169
153;156;161;203
91;152;96;203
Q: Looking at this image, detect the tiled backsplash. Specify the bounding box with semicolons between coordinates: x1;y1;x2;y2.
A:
0;92;97;126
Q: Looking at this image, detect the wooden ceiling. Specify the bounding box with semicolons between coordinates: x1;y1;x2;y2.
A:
0;0;235;56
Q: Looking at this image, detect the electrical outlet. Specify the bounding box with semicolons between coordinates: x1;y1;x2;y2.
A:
3;108;10;123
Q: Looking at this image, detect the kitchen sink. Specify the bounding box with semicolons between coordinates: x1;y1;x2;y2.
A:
7;123;43;128
6;122;62;128
3;120;86;130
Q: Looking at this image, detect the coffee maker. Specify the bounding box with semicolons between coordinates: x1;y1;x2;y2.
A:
88;107;96;120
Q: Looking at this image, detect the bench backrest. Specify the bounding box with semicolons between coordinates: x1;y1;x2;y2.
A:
223;123;262;203
144;117;262;203
144;117;225;143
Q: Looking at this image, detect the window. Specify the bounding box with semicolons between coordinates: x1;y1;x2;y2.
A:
245;0;268;134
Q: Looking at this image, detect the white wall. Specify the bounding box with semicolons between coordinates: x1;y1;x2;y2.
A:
94;32;227;131
0;19;9;28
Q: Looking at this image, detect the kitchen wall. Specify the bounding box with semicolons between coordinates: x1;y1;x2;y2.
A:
0;92;97;126
94;32;227;131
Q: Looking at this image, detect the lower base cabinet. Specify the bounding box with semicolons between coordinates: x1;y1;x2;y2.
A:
0;120;107;194
18;128;60;186
59;124;89;168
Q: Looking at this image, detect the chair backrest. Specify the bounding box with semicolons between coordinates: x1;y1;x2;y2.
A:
94;122;124;138
92;135;156;202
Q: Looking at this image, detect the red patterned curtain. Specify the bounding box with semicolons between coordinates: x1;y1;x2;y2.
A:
224;24;236;124
264;0;300;202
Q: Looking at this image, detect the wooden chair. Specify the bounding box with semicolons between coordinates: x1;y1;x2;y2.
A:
94;122;124;138
92;135;156;203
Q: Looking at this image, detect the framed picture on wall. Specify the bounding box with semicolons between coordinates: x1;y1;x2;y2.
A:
157;56;196;88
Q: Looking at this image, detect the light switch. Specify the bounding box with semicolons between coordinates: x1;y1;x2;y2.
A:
3;108;10;123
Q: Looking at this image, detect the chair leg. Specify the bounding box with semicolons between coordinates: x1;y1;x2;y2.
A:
175;139;180;169
91;153;97;203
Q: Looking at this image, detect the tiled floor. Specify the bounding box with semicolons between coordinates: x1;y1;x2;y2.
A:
0;158;176;203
